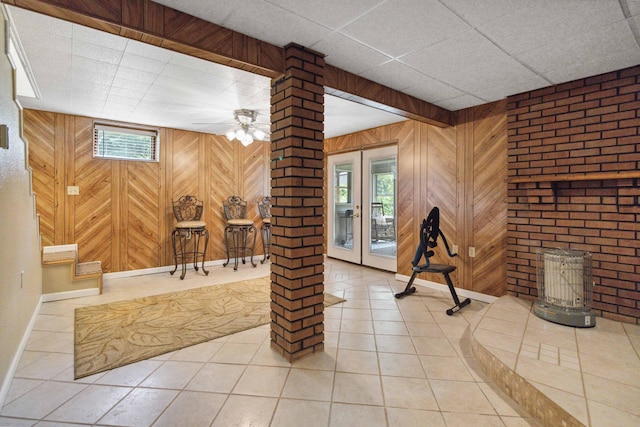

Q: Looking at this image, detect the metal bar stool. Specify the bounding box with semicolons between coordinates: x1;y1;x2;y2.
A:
170;195;209;280
223;195;257;271
257;196;271;264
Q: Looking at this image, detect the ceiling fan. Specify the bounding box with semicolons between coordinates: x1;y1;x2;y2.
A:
224;109;270;146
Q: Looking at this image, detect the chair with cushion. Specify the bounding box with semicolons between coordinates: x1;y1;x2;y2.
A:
371;201;395;242
223;195;257;271
170;195;209;280
257;196;272;264
395;206;471;315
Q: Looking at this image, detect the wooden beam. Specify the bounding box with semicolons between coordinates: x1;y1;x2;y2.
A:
4;0;454;126
324;65;453;127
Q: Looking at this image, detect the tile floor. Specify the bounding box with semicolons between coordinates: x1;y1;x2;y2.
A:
1;258;539;426
471;296;640;427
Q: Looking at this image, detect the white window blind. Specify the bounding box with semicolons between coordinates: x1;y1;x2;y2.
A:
93;124;159;162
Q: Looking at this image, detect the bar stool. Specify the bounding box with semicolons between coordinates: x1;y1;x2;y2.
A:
170;195;209;280
257;196;271;264
223;195;257;271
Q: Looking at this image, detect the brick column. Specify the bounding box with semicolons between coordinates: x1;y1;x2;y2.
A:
269;44;325;361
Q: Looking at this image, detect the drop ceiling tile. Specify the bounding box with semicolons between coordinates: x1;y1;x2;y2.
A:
544;48;640;84
120;53;166;74
401;30;541;96
479;0;626;55
110;77;153;93
435;94;486;111
71;80;110;102
266;0;385;30
517;21;637;74
361;60;465;101
72;24;127;51
8;5;72;38
124;39;174;62
72;39;124;65
106;93;141;107
312;32;391;75
473;73;549;103
108;86;145;100
152;0;235;26
72;56;118;79
629;1;640;16
342;0;469;58
438;0;530;27
223;0;332;47
114;67;160;85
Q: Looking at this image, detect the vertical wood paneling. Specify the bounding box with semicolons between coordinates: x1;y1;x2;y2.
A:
54;114;65;245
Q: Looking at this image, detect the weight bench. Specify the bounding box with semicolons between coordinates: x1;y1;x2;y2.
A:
395;207;471;315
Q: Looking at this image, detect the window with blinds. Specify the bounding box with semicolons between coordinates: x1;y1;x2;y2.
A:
93;124;159;162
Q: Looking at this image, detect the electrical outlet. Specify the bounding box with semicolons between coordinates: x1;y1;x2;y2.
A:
452;244;459;254
469;247;476;257
67;186;79;195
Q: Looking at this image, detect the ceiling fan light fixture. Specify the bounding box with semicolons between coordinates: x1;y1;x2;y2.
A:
253;129;266;141
225;130;236;141
224;109;269;146
240;134;254;146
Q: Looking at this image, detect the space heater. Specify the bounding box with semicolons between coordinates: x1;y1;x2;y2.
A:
534;248;595;328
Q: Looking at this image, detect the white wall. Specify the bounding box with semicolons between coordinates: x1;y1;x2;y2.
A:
0;8;43;405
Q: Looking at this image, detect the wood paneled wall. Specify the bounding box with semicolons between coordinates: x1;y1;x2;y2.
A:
325;100;508;297
26;109;270;273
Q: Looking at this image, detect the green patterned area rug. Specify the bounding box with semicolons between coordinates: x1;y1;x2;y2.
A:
74;276;345;379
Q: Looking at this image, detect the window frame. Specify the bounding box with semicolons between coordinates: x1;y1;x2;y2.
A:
93;123;159;162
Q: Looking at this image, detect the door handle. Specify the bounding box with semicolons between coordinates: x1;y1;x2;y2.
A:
353;213;360;218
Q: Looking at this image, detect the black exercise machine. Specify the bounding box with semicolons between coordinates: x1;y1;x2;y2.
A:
394;207;471;315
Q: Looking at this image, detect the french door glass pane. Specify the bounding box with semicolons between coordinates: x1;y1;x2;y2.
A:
333;162;354;249
368;156;396;257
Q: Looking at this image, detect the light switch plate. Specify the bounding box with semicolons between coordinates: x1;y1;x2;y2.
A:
67;186;80;195
469;247;476;257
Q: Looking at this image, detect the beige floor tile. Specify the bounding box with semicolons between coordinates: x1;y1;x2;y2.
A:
332;372;384;405
152;390;226;427
588;399;640;427
0;416;34;426
139;360;203;389
336;349;379;375
583;373;640;416
405;321;446;337
0;381;86;420
529;381;588;425
209;342;260;364
281;368;334;401
373;320;409;335
185;363;245;393
98;387;178;426
371;309;404;321
251;340;294;367
95;360;163;387
420;355;474;381
430;380;496;414
341;307;372;320
271;399;331;427
329;402;387;427
169;340;224;362
232;365;289;397
24;332;73;353
386;407;446;426
474;327;522;354
378;352;425;377
477;382;529;417
339;318;374;334
44;384;131;424
291;347;337;371
338;332;376;351
375;334;415;354
515;356;583;396
211;395;277;427
3;378;43;405
381;376;439;410
33;314;74;332
500;416;540;426
441;412;504;426
412;336;458;356
14;353;74;380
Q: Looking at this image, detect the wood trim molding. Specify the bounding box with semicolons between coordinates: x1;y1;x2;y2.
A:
4;0;454;127
324;65;453;127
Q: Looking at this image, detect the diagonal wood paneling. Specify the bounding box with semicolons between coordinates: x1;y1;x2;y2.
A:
73;117;113;271
205;134;236;261
242;141;269;254
25;109;56;247
396;121;417;277
127;160;160;270
472;100;507;296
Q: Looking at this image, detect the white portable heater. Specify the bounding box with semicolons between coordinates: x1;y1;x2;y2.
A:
534;248;595;328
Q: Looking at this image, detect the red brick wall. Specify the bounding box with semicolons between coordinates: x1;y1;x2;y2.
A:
507;65;640;324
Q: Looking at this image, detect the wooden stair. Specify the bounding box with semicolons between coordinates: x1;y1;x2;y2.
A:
41;245;102;301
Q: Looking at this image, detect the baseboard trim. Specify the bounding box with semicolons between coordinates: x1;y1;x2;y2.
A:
394;273;499;304
0;296;42;408
42;244;77;253
41;288;100;302
103;259;228;282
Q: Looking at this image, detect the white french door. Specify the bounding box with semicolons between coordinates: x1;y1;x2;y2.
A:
327;146;397;272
